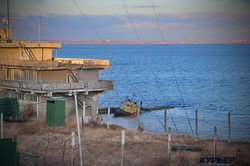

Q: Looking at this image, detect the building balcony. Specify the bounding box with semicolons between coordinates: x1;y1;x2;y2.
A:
0;59;59;69
55;58;110;69
0;58;110;70
0;42;61;48
0;80;113;93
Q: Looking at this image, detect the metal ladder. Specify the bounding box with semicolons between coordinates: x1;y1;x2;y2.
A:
67;69;79;83
19;43;37;61
66;66;86;107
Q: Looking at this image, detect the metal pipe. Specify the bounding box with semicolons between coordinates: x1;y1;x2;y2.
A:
74;91;83;166
38;15;41;43
1;113;3;139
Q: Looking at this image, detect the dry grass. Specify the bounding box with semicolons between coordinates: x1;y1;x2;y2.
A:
3;117;250;166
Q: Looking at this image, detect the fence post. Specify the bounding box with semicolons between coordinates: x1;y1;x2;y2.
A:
164;109;167;135
36;96;39;117
96;105;99;115
195;110;198;139
137;107;140;130
107;103;110;129
228;112;231;143
1;113;3;139
168;127;172;158
121;130;125;166
214;126;217;156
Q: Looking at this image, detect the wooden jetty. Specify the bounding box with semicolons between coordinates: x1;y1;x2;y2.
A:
98;107;118;114
98;105;175;114
141;106;175;111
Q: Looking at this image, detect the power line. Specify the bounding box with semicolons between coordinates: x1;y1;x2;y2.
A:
121;0;179;132
72;0;104;43
150;0;194;136
71;0;146;108
71;0;123;105
121;0;142;42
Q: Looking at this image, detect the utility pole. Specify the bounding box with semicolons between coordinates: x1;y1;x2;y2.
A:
38;15;41;43
6;0;11;41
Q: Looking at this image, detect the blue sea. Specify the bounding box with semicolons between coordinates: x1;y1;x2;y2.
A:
55;44;250;141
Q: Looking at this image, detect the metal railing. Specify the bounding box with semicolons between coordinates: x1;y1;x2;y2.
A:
0;58;110;69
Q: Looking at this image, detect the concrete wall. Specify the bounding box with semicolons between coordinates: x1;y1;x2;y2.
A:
30;48;52;60
25;95;73;118
39;70;67;83
1;88;101;121
0;68;37;81
18;100;38;117
0;48;22;60
1;68;101;84
0;48;52;61
37;92;99;120
86;92;99;118
39;69;100;84
77;69;99;83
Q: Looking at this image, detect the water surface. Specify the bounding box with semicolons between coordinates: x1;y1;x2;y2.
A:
56;44;250;141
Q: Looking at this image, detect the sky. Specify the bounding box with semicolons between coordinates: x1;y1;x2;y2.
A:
0;0;250;42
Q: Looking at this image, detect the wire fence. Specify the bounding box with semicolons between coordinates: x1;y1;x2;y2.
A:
14;122;249;166
102;109;248;142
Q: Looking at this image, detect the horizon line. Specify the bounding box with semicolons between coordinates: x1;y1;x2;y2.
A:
25;39;250;44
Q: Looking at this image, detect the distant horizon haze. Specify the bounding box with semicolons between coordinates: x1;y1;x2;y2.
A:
0;0;250;42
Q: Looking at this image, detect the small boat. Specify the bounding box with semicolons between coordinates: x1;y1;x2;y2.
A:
114;97;139;117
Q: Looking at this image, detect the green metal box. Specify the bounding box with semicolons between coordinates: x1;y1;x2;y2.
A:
0;98;19;118
46;97;65;126
0;138;17;166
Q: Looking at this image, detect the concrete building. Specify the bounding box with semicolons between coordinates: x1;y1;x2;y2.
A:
0;27;113;121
